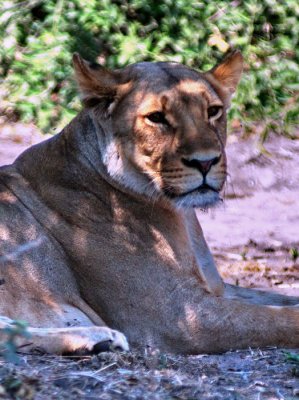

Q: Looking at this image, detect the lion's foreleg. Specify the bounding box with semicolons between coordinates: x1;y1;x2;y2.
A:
0;316;129;355
184;210;224;296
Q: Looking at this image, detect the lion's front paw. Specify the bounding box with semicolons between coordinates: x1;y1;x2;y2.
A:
90;327;129;353
109;329;129;351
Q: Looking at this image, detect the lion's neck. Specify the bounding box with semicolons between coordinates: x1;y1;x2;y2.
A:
88;111;170;208
14;110;177;226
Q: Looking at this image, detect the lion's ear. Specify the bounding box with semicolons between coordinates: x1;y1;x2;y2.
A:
207;50;243;96
73;53;124;108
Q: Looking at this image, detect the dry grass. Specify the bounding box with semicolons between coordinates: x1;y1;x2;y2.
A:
0;348;299;399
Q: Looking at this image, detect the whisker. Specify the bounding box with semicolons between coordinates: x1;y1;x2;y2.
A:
224;170;237;200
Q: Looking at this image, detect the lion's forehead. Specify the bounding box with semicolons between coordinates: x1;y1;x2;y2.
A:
125;62;221;108
127;62;203;87
133;83;220;116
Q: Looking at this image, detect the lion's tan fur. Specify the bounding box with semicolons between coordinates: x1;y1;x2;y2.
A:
0;51;298;355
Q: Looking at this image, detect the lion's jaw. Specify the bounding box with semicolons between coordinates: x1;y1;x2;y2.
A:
73;54;243;208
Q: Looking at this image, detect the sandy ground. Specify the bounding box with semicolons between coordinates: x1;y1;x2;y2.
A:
0;122;299;399
199;133;299;297
200;134;299;250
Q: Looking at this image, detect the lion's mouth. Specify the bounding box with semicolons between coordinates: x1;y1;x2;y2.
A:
191;183;219;195
163;182;222;208
164;183;219;199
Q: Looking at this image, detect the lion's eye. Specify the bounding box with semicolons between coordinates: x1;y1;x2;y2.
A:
146;112;168;125
207;106;223;120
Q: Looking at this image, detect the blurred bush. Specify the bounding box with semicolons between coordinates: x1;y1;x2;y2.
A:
0;0;298;137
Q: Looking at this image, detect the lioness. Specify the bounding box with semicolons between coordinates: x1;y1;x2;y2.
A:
0;51;298;355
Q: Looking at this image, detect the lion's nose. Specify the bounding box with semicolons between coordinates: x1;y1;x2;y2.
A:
182;156;221;177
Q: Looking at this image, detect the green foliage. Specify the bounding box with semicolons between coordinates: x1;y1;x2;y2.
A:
0;0;298;136
0;320;31;364
284;351;299;364
284;351;299;377
289;247;299;262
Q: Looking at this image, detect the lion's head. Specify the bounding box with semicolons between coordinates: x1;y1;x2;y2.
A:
73;51;243;208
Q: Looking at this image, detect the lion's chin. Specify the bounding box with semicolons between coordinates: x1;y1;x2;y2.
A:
167;188;222;209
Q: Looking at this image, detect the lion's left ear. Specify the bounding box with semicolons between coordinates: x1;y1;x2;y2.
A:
72;53;130;109
206;50;243;97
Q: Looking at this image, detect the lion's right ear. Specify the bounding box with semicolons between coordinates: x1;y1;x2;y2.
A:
73;53;125;108
205;50;243;100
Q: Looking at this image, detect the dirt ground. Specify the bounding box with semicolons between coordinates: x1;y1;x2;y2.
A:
0;122;298;399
